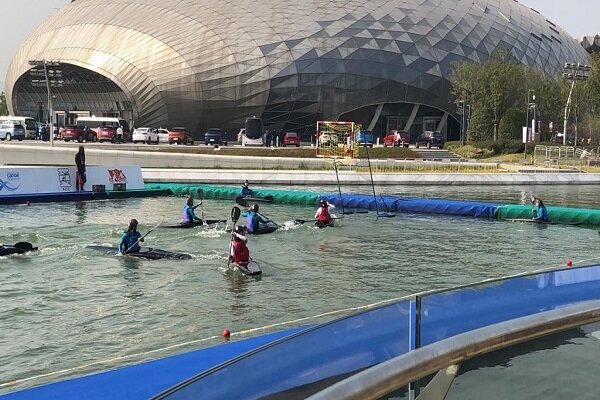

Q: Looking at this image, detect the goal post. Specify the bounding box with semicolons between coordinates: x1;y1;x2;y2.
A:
315;121;361;159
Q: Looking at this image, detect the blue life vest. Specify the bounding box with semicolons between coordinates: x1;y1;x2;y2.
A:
119;231;142;253
246;211;258;233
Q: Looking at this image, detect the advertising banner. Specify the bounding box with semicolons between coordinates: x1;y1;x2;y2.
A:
0;166;144;196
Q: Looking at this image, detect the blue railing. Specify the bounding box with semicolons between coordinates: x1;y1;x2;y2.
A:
154;264;600;399
153;301;412;400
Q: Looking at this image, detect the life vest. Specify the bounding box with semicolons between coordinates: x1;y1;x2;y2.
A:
182;205;192;223
246;212;258;233
232;239;250;263
317;206;331;223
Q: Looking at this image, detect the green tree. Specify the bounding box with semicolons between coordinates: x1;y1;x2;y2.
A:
498;108;526;140
0;92;7;115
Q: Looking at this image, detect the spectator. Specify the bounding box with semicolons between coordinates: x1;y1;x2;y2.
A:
116;125;124;144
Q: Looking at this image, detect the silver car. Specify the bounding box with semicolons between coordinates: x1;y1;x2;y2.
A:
0;123;26;141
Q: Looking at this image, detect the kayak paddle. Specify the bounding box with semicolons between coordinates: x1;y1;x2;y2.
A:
235;196;248;207
228;206;242;268
294;217;341;225
122;219;163;255
197;188;206;223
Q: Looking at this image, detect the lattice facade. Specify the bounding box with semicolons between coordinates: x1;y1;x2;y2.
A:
5;0;591;136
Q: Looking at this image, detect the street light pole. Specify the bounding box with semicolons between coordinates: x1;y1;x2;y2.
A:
28;59;61;148
459;101;465;145
562;63;591;146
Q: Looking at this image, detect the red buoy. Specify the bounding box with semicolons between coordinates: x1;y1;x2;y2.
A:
223;329;231;338
567;259;573;267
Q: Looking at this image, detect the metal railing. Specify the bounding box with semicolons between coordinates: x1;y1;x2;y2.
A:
307;300;600;400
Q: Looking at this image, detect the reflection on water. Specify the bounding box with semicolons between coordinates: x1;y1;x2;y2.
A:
2;185;600;391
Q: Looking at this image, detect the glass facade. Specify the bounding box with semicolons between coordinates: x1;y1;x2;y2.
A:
5;0;590;138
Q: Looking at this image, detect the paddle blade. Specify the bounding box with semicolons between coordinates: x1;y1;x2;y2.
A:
264;195;274;202
293;219;307;225
235;196;248;207
197;188;204;201
231;206;241;224
13;242;34;251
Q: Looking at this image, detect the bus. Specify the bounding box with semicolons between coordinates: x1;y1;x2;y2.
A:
75;116;131;140
242;117;264;146
0;116;38;139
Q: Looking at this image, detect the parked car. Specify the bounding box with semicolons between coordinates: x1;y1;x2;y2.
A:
283;132;300;147
0;123;26;141
383;130;410;148
415;131;445;149
132;127;159;144
156;128;169;143
204;128;227;146
355;130;374;147
318;132;338;146
97;126;117;143
62;125;97;142
168;127;193;145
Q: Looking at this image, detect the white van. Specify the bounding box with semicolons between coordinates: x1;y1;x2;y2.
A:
0;116;38;139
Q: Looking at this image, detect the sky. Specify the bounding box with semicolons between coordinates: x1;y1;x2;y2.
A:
0;0;598;90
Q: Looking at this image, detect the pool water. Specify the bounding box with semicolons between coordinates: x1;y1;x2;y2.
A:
1;184;600;391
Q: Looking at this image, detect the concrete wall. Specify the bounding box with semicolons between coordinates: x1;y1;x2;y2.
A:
142;168;600;185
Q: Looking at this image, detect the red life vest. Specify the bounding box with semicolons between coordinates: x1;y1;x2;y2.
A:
232;239;250;264
317;205;331;223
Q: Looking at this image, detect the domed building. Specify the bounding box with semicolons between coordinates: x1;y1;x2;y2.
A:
5;0;590;140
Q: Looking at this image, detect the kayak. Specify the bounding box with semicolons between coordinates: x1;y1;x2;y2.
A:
235;195;274;207
0;242;38;257
315;220;335;229
508;219;553;224
230;223;278;235
164;219;225;228
232;260;262;276
87;246;192;260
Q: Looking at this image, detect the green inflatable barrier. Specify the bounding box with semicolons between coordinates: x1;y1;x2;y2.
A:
496;204;600;227
144;183;320;206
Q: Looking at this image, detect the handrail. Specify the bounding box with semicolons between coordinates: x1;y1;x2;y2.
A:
307;300;600;400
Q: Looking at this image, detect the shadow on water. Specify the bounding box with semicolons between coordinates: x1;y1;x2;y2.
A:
119;257;144;300
224;268;261;315
74;201;86;225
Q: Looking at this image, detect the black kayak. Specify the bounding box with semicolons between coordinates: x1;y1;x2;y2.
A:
235;195;274;206
164;219;226;229
0;242;38;257
228;223;278;235
87;246;192;260
232;260;262;276
315;220;335;229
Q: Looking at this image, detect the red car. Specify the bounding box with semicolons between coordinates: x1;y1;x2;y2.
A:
283;132;300;147
383;130;410;148
62;125;97;142
168;127;194;145
97;126;117;142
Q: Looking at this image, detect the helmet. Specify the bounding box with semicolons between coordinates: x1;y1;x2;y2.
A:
320;199;327;207
252;203;259;212
186;196;194;205
130;218;138;226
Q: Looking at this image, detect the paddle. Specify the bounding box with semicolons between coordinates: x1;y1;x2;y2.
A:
196;188;206;223
294;217;341;225
228;206;242;268
122;219;163;255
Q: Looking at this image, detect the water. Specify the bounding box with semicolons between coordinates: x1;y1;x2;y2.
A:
1;184;600;392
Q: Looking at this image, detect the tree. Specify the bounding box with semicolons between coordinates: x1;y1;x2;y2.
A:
0;92;7;116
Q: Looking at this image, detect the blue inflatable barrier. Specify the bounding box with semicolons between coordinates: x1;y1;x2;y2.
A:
319;194;499;219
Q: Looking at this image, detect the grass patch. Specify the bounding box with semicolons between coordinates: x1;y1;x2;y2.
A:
130;145;419;159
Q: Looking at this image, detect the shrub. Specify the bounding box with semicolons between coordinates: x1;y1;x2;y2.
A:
499;108;526;140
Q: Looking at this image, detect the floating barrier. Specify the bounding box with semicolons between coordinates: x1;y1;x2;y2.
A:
145;183;320;205
318;193;500;219
496;204;600;227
